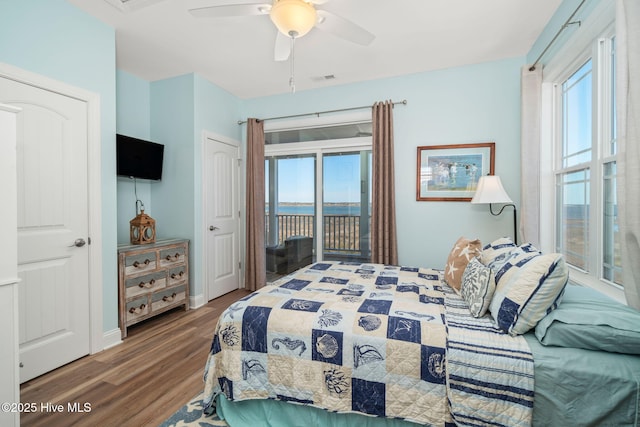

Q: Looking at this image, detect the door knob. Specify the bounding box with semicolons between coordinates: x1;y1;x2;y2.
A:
69;238;86;247
209;226;219;231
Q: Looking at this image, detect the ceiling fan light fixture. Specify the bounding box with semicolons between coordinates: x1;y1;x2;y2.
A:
270;0;317;38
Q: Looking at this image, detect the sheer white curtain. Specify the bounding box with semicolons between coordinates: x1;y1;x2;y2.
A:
519;66;543;248
616;0;640;309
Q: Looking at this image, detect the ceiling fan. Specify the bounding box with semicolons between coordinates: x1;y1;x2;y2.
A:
188;0;375;62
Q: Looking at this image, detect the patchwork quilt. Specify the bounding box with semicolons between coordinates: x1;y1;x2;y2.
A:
203;262;534;426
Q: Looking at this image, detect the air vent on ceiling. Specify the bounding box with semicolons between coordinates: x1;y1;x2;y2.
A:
103;0;166;12
310;74;337;83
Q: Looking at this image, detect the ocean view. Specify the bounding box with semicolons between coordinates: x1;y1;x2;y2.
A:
266;203;370;216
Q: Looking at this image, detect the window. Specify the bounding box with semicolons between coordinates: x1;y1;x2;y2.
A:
551;31;621;288
265;122;372;144
264;118;372;270
602;37;622;284
322;151;372;262
556;59;592;271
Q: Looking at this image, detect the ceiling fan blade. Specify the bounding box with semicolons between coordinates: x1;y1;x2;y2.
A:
274;31;291;61
315;10;375;46
188;3;271;18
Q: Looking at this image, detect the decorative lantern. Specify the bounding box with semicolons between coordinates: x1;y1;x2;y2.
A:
130;210;156;245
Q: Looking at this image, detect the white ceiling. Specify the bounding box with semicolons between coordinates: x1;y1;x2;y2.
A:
67;0;562;99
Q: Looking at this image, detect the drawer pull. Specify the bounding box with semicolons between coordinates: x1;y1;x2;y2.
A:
129;303;146;314
166;252;181;261
171;271;184;279
162;292;177;303
138;279;156;288
133;259;151;268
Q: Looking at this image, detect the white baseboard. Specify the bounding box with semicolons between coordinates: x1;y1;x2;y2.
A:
190;293;206;310
101;328;123;351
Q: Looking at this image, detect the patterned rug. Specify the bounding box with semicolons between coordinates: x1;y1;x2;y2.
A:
159;392;228;427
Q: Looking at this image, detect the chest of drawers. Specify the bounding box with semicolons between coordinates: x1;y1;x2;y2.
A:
118;239;189;338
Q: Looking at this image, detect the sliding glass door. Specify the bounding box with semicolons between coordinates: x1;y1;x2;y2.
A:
264;150;371;272
322;151;371;262
264;121;372;275
265;154;317;273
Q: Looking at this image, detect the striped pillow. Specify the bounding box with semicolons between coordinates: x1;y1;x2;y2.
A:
491;243;541;285
489;251;569;335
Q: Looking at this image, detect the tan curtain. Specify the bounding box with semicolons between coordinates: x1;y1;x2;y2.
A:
371;101;398;265
245;118;266;291
616;0;640;308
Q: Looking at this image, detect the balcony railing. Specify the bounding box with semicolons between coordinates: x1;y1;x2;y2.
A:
265;213;369;256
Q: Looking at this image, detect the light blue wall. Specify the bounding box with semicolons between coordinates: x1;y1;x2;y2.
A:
244;57;524;267
0;0;119;332
527;0;602;65
114;71;243;300
193;73;243;143
116;70;151;139
150;74;196;244
116;70;152;242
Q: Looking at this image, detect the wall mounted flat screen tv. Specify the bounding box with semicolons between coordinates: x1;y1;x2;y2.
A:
116;134;164;181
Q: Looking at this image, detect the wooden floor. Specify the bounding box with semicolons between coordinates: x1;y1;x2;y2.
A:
20;288;251;427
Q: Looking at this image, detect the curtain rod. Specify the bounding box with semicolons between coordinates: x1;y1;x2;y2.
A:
529;0;586;72
237;99;407;125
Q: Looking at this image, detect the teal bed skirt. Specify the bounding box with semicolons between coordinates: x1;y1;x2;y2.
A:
216;393;423;427
214;332;640;427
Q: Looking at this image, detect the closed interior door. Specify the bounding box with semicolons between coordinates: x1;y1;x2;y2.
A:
204;137;240;300
0;77;91;383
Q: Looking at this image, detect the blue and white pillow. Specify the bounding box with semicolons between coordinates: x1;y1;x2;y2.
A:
489;251;569;335
490;242;541;285
460;258;496;318
480;237;517;267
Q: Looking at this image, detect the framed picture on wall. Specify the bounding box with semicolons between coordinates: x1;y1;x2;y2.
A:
416;142;495;201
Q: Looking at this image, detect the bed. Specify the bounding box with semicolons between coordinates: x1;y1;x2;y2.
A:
203;238;640;426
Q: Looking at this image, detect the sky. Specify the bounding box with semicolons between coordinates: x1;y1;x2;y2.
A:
266;152;370;204
562;58;592;205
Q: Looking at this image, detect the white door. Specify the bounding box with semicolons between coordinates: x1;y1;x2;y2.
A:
0;78;91;383
204;137;240;300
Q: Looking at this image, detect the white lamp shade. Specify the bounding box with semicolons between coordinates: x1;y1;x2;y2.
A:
270;0;317;38
470;175;513;204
